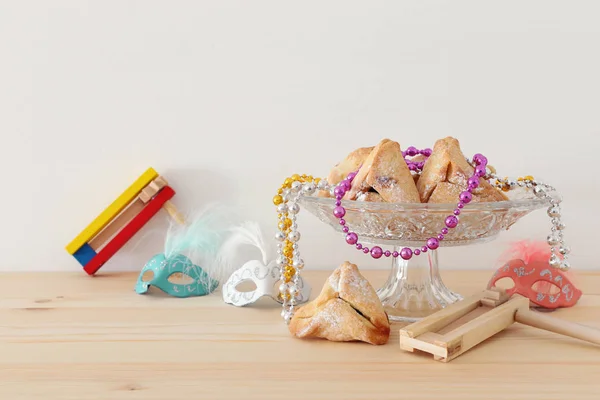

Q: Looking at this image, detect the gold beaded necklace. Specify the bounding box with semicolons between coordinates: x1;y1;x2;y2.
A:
272;174;323;309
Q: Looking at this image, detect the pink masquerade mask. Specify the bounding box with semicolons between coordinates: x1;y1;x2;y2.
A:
487;259;582;309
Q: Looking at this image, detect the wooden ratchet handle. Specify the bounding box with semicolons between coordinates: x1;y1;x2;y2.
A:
163;201;185;225
515;309;600;346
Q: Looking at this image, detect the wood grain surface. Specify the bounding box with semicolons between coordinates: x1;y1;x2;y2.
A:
1;269;599;399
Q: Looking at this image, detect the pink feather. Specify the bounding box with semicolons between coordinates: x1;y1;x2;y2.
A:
497;240;551;266
497;240;577;296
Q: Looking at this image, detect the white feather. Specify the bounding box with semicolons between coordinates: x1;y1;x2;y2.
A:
217;221;272;269
160;203;240;285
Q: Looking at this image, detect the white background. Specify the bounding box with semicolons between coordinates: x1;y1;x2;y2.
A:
2;1;599;272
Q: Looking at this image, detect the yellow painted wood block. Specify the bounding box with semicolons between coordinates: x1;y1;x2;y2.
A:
65;167;159;254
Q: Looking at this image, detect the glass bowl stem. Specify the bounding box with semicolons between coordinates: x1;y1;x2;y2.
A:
376;247;462;322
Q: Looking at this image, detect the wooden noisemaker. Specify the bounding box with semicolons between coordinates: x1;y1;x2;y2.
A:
139;176;185;225
399;288;600;362
88;176;183;250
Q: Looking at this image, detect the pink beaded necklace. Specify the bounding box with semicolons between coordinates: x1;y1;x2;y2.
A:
332;148;489;261
274;145;570;324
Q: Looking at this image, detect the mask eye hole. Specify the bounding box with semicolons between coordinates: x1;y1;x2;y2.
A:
532;281;561;295
234;280;258;292
168;273;195;284
493;277;515;290
141;270;155;282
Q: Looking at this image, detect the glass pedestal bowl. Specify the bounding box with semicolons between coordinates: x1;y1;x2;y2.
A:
299;188;553;322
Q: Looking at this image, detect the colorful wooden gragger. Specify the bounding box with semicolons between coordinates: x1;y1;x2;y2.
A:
65;167;184;275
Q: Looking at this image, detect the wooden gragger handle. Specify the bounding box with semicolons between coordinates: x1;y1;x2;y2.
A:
515;309;600;346
163;201;185;224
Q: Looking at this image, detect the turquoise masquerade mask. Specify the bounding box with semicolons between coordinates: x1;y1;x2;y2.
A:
136;253;218;297
134;205;236;298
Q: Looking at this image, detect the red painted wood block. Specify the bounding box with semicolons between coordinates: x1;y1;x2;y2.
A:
83;186;176;275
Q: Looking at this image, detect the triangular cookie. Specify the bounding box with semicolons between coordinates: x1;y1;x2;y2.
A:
417;137;508;203
288;261;390;345
355;191;384;202
319;146;373;197
327;146;374;186
344;139;420;203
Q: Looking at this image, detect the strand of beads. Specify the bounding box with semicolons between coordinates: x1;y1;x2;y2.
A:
273;174;332;323
334;153;490;261
490;174;570;271
402;146;432;172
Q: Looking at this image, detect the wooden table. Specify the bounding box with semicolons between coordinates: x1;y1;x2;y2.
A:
1;269;599;399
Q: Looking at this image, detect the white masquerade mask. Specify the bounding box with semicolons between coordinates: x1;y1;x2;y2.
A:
222;259;311;306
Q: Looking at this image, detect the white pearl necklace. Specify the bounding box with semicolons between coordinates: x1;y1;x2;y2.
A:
275;179;333;324
489;172;570;270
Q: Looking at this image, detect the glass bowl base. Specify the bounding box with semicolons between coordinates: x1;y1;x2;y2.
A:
375;247;463;322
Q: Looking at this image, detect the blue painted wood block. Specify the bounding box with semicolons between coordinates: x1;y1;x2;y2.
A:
73;243;97;267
